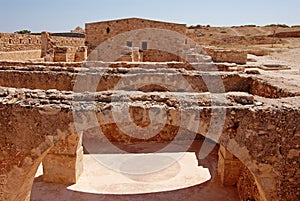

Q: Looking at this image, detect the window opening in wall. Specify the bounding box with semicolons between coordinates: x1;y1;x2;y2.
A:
8;38;12;44
106;27;110;34
142;41;148;50
127;41;132;47
19;38;23;44
28;38;31;44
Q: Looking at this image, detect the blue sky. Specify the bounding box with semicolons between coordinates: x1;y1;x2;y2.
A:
0;0;299;33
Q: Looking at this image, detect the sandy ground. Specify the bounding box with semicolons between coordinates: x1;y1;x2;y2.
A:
247;39;300;94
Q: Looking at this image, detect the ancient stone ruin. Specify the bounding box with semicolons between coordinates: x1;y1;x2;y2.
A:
0;18;299;201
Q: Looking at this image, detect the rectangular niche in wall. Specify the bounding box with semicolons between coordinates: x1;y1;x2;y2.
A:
127;41;132;47
142;41;148;50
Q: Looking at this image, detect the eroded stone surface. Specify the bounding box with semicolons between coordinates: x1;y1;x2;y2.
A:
0;79;299;200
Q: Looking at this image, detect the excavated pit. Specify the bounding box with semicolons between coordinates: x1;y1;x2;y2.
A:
0;61;299;201
0;63;297;99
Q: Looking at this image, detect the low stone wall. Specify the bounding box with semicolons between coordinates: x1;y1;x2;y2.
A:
204;47;247;64
51;35;85;47
0;33;41;52
0;32;85;53
42;32;87;62
0;61;82;67
0;66;250;93
54;46;87;62
270;31;300;38
0;50;41;61
0;64;297;99
142;49;183;62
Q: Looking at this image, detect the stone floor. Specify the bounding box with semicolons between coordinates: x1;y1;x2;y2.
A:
31;146;240;201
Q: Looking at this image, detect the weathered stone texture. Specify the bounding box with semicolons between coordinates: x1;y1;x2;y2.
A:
42;32;87;62
142;49;183;62
270;31;300;38
0;50;41;61
43;146;83;185
205;47;248;64
0;33;42;52
220;102;300;201
237;166;260;201
53;46;87;62
0;32;85;53
0;83;299;200
218;146;243;186
85;18;187;53
0;65;296;100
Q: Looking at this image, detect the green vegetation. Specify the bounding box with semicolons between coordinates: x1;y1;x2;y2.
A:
14;30;31;34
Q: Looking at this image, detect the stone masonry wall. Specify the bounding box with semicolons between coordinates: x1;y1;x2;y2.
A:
85;18;187;53
237;166;260;201
0;33;85;52
270;31;300;38
0;85;299;200
0;33;41;52
0;50;41;61
41;32;87;62
0;65;297;99
204;47;247;64
142;49;183;62
53;46;87;62
51;35;85;47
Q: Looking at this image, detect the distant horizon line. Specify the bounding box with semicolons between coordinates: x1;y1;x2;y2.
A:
1;20;299;34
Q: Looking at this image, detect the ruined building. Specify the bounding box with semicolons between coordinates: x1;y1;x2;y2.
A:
0;18;299;201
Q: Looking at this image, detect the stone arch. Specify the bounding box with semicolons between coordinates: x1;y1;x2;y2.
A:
81;105;271;201
0;104;83;201
225;139;277;201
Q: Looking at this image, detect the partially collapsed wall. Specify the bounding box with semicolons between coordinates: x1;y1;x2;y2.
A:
0;62;298;200
41;32;87;62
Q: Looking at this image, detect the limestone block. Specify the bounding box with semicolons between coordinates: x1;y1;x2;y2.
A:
218;146;242;186
75;46;88;62
132;48;141;62
205;48;247;64
42;146;83;185
219;145;235;160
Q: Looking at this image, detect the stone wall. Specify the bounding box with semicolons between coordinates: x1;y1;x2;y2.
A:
0;50;41;61
0;61;82;67
117;49;183;62
204;47;247;64
0;65;250;93
51;35;85;47
221;102;300;201
142;49;183;62
0;85;299;200
41;32;87;62
0;33;85;52
0;32;85;53
0;61;299;200
0;33;41;52
54;46;87;62
0;64;297;99
85;18;187;53
270;31;300;38
237;166;260;201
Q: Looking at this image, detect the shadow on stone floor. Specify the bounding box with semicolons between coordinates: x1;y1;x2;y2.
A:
31;144;240;201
